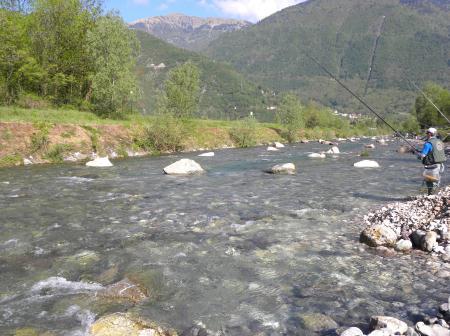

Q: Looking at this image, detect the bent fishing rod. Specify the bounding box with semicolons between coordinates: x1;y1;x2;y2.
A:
408;80;450;125
305;53;419;153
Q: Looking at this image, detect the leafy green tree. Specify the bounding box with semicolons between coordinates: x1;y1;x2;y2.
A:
163;61;200;118
276;93;304;142
28;0;101;104
86;14;140;117
0;9;43;103
414;82;450;128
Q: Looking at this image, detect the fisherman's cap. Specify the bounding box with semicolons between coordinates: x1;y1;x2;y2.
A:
427;127;437;135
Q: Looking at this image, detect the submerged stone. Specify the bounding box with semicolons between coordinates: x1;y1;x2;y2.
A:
370;316;408;335
90;313;177;336
98;278;148;303
297;313;338;332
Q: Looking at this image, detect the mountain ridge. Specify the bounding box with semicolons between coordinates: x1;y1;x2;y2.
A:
129;13;251;51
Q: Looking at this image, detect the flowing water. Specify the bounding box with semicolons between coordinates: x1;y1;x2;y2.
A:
0;141;449;335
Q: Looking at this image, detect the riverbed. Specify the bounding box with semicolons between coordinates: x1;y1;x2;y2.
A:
0;140;449;335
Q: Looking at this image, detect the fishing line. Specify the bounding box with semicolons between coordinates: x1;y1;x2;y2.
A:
304;53;419;153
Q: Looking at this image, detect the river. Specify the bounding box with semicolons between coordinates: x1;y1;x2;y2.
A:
0;140;449;335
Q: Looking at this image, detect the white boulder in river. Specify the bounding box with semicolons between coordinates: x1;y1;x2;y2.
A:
267;146;279;151
269;163;296;175
308;153;326;158
274;142;285;148
86;157;113;167
354;160;380;168
164;159;204;175
326;146;340;154
198;152;215;157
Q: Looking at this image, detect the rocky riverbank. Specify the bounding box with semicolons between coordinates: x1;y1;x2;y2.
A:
360;186;450;263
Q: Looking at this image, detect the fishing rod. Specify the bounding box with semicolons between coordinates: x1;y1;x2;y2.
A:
408;80;450;125
305;53;419;153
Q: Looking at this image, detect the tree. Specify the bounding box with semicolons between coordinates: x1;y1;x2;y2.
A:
276;93;304;142
414;82;450;128
28;0;101;104
163;61;200;118
86;14;140;117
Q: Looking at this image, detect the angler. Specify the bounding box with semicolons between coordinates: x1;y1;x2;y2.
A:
418;127;447;195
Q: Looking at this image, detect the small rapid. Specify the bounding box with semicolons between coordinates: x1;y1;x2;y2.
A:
0;140;449;335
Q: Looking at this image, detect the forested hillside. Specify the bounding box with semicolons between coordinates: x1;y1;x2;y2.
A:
135;30;274;121
204;0;450;116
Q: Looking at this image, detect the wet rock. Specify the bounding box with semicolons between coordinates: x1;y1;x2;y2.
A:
268;163;296;175
375;246;397;257
98;278;148;303
407;327;420;336
354;160;380;168
267;146;279;151
23;158;33;165
369;316;408;335
439;303;449;315
436;270;450;278
308;153;326;158
368;330;390;336
340;327;364;336
163;159;204;175
90;313;177;336
198;152;215;157
181;326;210;336
274;142;285;148
297;313;338;332
360;225;398;247
326;146;340;154
395;239;413;252
365;144;376;149
422;231;438;252
86;157;113;167
411;230;427;248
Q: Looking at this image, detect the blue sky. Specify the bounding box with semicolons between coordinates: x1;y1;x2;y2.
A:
105;0;307;23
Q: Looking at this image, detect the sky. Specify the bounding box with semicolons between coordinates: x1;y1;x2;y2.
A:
105;0;308;23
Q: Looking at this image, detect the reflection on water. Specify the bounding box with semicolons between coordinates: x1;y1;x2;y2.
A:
0;141;449;335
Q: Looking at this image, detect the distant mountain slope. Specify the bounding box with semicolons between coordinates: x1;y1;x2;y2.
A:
130;13;251;51
134;30;273;121
204;0;450;115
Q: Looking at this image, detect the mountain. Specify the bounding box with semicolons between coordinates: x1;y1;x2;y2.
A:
204;0;450;116
134;30;274;121
129;13;251;51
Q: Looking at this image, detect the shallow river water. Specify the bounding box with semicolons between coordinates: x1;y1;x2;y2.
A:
0;140;449;335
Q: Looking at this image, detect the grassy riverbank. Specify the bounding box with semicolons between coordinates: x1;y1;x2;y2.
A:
0;106;383;168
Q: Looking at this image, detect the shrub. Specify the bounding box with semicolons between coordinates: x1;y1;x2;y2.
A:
141;115;185;153
16;93;50;109
44;144;72;163
229;117;258;148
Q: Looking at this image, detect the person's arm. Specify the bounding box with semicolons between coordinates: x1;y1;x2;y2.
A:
418;142;432;159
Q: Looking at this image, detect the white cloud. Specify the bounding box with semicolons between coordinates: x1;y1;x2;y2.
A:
212;0;307;22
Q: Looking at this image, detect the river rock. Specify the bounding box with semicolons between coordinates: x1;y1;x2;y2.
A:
360;225;398;247
326;146;340;154
308;153;326;158
368;330;390;336
269;163;296;175
340;327;364;336
98;278;148;303
86;157;113;167
198;152;214;157
181;326;210;336
370;316;408;335
163;159;204;175
411;230;427;248
90;313;177;336
422;231;438;252
407;327;420;336
354;160;380;168
365;144;376;149
267;146;279;151
416;322;450;336
395;239;413;252
274;142;285;148
297;313;338;332
23;158;33;165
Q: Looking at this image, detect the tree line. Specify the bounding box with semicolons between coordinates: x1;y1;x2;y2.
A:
0;0;139;117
